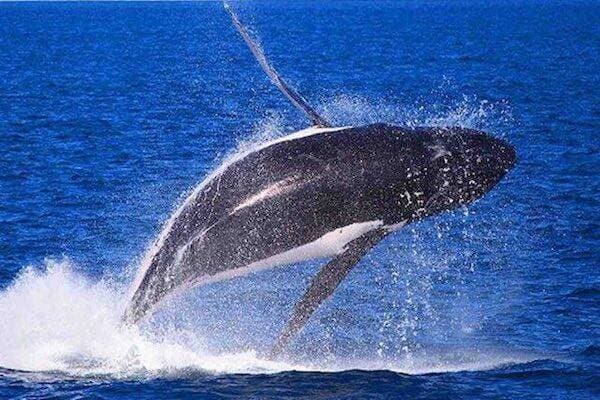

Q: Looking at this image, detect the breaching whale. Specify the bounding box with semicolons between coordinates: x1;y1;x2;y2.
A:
123;3;516;357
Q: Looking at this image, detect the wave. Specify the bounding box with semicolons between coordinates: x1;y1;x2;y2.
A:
579;345;600;357
566;287;600;299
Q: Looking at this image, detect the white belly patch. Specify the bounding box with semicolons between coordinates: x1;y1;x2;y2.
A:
189;220;384;288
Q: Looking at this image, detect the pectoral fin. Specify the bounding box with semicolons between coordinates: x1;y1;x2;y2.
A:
269;228;389;358
224;2;330;128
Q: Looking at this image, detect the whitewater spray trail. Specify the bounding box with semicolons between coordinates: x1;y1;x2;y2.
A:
0;259;295;377
0;259;539;377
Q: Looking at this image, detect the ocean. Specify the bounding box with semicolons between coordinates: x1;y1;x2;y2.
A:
0;1;598;398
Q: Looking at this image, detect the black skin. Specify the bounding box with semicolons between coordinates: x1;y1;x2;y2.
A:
123;124;516;325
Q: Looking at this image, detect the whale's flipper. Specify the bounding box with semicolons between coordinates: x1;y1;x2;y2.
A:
224;2;330;128
269;228;389;358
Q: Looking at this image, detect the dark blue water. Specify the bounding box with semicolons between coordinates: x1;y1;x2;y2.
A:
1;1;598;398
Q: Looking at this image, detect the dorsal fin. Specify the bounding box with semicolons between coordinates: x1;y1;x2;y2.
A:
224;2;330;128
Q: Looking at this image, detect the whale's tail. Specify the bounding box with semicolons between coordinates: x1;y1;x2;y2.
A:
223;2;330;128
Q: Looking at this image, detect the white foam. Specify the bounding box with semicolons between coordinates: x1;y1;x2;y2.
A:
0;259;540;378
0;259;297;377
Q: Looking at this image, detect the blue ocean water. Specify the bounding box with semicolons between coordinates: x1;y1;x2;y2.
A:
0;0;598;398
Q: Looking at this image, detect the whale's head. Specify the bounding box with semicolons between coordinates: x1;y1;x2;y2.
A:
353;124;516;223
414;126;516;218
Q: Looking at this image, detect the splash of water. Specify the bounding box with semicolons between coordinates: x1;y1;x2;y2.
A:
0;259;536;378
0;259;294;377
318;91;513;134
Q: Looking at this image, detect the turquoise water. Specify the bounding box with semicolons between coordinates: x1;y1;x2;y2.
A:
0;1;598;398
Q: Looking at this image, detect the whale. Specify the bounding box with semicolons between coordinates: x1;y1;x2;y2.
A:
123;3;516;357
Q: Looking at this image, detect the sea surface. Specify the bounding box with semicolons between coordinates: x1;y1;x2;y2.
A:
0;1;598;398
